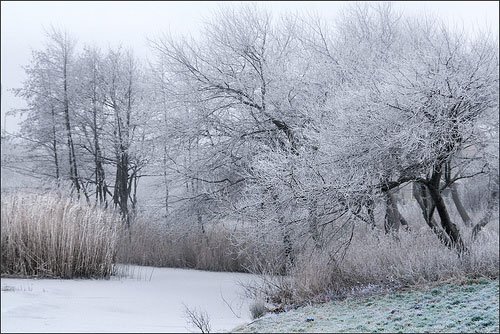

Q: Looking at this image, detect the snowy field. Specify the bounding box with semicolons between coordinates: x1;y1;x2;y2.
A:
1;265;255;333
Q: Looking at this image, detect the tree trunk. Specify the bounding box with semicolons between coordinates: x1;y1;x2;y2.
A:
413;182;452;246
449;183;472;226
111;93;130;227
120;153;130;227
308;198;322;249
113;141;130;227
197;209;205;234
90;60;107;206
282;220;294;270
384;189;406;233
92;100;106;204
271;192;294;273
427;170;466;253
50;104;60;182
366;198;376;229
63;56;80;194
472;180;499;239
163;141;170;218
127;167;138;221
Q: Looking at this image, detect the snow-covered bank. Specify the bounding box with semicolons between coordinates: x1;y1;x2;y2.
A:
1;265;256;333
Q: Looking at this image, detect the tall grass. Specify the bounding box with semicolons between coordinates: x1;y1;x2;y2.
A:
244;214;499;307
116;219;256;272
1;193;120;278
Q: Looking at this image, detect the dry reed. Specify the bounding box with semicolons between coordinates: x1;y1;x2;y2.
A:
1;192;120;278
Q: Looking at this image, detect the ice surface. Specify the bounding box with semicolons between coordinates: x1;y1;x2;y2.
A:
1;265;255;333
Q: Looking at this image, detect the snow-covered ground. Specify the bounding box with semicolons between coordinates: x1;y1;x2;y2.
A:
1;265;256;333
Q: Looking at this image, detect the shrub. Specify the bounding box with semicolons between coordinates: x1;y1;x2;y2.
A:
1;192;120;278
249;300;268;319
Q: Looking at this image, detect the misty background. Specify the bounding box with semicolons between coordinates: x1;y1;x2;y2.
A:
2;1;499;134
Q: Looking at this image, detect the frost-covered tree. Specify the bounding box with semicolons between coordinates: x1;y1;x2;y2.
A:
13;28;85;196
73;46;110;204
10;4;498;259
149;5;339;265
316;4;499;251
100;47;150;226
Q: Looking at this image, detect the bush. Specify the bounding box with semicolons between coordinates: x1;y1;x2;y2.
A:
249;300;268;319
1;192;120;278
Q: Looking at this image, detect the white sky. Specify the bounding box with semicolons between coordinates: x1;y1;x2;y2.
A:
1;1;498;133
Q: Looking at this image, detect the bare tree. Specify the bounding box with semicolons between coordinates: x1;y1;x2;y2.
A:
183;304;211;334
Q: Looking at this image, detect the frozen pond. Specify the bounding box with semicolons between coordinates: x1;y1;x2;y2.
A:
1;265;256;333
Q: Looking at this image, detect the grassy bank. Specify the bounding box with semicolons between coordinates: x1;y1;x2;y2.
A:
235;278;499;333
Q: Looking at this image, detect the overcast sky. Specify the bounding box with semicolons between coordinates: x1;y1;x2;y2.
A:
1;1;498;133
